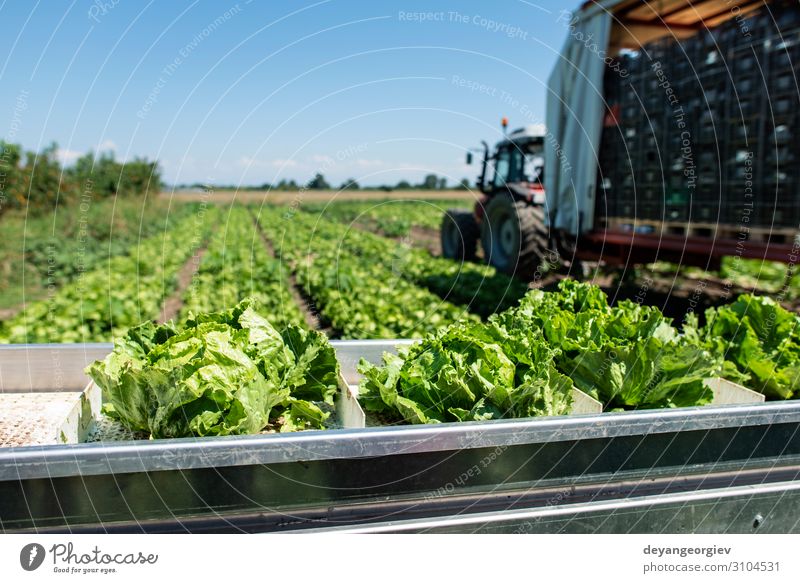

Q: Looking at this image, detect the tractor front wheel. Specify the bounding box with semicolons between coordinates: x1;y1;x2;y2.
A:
480;194;548;280
441;209;479;261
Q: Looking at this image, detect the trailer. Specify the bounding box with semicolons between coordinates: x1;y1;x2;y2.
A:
443;0;800;278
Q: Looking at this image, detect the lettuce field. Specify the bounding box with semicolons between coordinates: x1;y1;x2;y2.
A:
2;196;800;348
0;197;506;343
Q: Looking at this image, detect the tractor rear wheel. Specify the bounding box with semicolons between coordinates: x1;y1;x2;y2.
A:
480;193;549;280
441;209;479;261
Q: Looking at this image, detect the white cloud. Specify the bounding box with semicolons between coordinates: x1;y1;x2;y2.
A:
310;154;333;164
354;158;384;168
269;158;298;168
237;156;299;169
56;148;82;165
55;140;120;165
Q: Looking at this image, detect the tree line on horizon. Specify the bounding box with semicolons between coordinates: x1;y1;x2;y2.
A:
0;139;471;219
0;141;160;217
174;173;472;192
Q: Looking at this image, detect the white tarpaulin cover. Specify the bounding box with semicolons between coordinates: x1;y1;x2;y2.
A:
545;3;613;235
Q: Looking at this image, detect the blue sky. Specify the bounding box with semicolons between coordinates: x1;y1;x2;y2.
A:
0;0;574;187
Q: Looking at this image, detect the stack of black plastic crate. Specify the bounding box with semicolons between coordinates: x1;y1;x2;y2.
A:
598;0;800;232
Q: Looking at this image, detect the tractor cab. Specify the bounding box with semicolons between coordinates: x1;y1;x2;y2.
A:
441;123;549;278
476;125;546;205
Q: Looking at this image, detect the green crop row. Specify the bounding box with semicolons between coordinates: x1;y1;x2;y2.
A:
290;205;528;317
0;198;192;311
179;207;305;329
0;206;218;343
257;206;474;339
302;198;474;236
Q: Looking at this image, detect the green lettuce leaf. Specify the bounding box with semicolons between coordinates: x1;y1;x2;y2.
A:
87;298;338;438
698;295;800;399
358;314;575;425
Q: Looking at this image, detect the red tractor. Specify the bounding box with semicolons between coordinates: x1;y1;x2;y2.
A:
441;124;550;279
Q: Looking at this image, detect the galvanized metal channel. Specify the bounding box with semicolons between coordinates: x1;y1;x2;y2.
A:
1;343;800;533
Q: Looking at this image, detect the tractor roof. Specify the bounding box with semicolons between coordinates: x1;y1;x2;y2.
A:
495;124;546;150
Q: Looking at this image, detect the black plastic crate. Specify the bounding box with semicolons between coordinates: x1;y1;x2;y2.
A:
675;35;696;61
625;190;668;208
730;48;766;76
768;92;799;117
766;35;800;72
765;142;798;167
697;149;722;167
598;127;625;159
726;146;756;181
597;159;621;179
684;93;709;116
664;129;695;154
770;69;798;93
731;74;761;96
745;2;800;38
697;168;725;187
595;174;617;218
597;168;628;194
621;52;646;76
646;36;675;61
616;182;655;204
616;125;639;152
596;199;617;219
763;167;795;186
639;108;668;133
689;28;719;58
669;147;690;170
643;91;668;113
666;171;689;190
625;69;658;101
696;82;728;105
721;182;755;225
620;102;643;121
731;93;763;118
613;200;636;218
698;47;726;74
665;186;690;207
668;56;694;80
771;3;800;33
618;171;637;190
616;201;658;220
773;207;800;229
635;184;665;202
754;185;800;228
765;114;800;143
599;123;625;143
633;148;662;167
691;201;725;224
597;163;623;183
759;159;800;189
664;203;688;222
726;118;762;144
632;166;664;184
697;110;726;142
669;76;697;104
717;18;749;49
597;1;800;225
639;132;662;152
762;119;800;184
